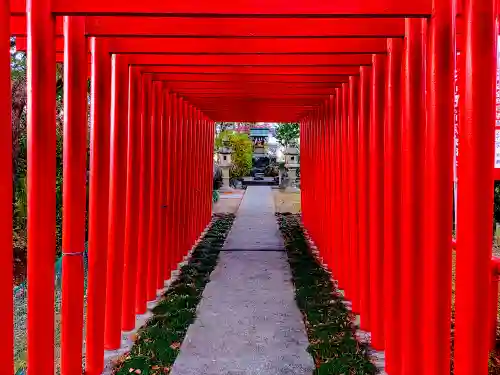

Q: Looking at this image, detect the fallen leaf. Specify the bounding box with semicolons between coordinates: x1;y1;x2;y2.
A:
129;369;134;373
170;342;180;350
134;370;142;374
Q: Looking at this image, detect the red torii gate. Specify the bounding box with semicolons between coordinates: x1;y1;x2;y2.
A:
0;1;497;375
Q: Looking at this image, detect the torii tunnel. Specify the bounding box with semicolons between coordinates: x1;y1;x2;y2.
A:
1;0;499;374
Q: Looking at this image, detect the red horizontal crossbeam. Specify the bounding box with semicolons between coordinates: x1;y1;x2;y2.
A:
15;36;388;54
10;16;406;37
10;0;432;17
149;73;351;83
128;54;374;66
139;65;360;76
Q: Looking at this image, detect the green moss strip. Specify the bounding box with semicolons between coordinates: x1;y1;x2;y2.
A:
114;214;235;375
277;213;378;375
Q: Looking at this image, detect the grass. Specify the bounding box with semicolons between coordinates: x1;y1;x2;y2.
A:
277;213;377;375
113;213;235;375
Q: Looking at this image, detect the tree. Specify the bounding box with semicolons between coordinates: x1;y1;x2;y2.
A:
215;130;253;179
276;122;300;148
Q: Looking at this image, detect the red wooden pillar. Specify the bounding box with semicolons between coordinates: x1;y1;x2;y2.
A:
300;119;306;227
454;0;497;370
147;81;162;301
424;0;455;372
401;18;427;374
166;93;178;278
104;54;129;349
186;105;194;246
317;106;325;252
342;83;350;298
136;74;152;315
358;66;372;332
121;66;142;331
328;96;336;271
369;53;386;351
0;0;12;371
173;97;184;265
348;76;360;313
384;37;403;375
86;37;111;375
334;88;344;288
61;16;87;375
26;0;56;372
158;86;170;288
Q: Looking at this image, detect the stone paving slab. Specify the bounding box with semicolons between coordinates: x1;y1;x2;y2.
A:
170;187;314;375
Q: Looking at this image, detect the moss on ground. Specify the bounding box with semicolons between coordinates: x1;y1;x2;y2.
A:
113;214;235;375
277;213;377;375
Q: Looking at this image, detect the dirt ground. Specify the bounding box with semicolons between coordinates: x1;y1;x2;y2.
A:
212;190;245;214
273;189;302;214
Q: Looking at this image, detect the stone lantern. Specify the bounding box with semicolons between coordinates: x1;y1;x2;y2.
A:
284;144;300;192
218;137;233;191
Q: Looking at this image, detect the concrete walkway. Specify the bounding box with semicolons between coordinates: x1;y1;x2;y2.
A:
171;187;314;375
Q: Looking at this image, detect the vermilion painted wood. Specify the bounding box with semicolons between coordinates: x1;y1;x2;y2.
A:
454;0;497;370
341;83;350;299
10;0;433;16
368;53;385;351
383;37;403;375
165;93;178;277
0;0;13;372
130;54;375;66
10;15;407;37
149;73;352;83
86;37;111;375
157;86;169;288
348;75;360;314
15;35;390;54
138;65;362;76
335;88;344;290
61;16;87;375
106;37;389;54
121;66;142;331
104;54;129;350
424;0;455;372
146;81;162;302
358;67;372;331
26;0;56;373
401;18;427;375
136;74;152;314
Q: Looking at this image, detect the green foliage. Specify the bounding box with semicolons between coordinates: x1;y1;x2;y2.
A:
276;122;300;148
277;214;377;375
114;214;235;375
215;130;252;179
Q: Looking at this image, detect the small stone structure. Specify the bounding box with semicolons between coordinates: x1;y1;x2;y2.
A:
284;145;300;192
218;137;233;191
